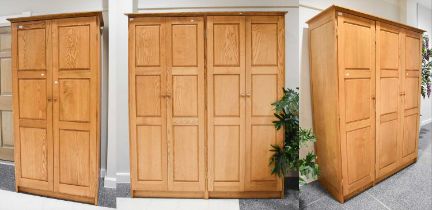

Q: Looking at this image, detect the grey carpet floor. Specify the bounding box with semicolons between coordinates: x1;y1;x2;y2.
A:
300;123;432;210
0;163;116;208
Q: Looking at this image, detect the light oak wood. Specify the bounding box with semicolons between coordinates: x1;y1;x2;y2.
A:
11;12;102;204
308;7;423;203
0;26;13;161
129;12;285;198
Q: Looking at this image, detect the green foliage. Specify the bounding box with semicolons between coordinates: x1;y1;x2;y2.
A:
269;88;319;185
422;35;432;98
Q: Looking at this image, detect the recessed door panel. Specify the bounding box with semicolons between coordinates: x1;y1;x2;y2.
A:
213;24;240;66
137;125;164;181
251;75;277;116
172;25;197;66
379;120;398;168
135;25;161;67
405;36;420;70
59;130;90;187
59;79;90;122
214;125;240;182
402;114;418;157
346;127;373;184
58;25;90;69
18;79;47;120
17;28;46;70
404;77;419;109
173;125;199;182
20;127;48;181
214;75;240;116
251;23;277;66
345;79;371;122
172;75;198;116
250;125;277;181
136;76;161;117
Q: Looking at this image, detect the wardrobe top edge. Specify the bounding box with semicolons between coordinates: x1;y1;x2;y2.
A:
306;5;425;33
8;11;104;27
125;11;287;18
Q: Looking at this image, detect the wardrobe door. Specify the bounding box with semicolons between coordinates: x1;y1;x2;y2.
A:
401;30;421;164
166;17;205;192
51;17;99;198
245;16;284;191
12;21;54;191
207;16;246;192
129;17;168;192
375;22;403;179
337;14;375;196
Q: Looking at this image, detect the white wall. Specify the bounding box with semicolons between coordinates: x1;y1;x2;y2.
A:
0;0;110;184
417;4;432;126
113;0;299;183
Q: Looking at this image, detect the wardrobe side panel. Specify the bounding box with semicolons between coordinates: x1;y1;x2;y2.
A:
309;14;343;199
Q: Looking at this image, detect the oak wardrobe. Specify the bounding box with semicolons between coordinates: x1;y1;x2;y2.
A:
308;6;424;203
128;12;285;198
9;12;103;204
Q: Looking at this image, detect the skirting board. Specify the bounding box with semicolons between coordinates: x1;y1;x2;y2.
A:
421;119;432;126
116;172;131;184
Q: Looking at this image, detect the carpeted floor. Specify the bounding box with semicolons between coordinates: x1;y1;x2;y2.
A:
300;123;432;210
0;163;116;208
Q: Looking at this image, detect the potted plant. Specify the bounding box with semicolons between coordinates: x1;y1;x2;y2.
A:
270;88;319;186
422;35;432;98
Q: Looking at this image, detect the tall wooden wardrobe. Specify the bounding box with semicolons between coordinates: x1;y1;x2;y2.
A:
9;12;103;204
308;6;424;203
128;12;285;198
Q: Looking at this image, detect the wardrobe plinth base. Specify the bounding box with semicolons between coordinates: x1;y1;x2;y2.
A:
375;158;417;184
132;190;205;198
17;186;97;205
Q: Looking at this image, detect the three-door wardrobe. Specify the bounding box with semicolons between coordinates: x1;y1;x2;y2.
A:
9;12;103;204
308;6;424;203
128;12;285;198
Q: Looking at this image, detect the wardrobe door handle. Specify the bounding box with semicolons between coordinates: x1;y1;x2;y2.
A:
47;97;52;102
240;93;246;97
246;93;251;97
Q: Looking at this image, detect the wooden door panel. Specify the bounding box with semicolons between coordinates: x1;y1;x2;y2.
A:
214;75;240;116
213;24;240;66
0;26;13;161
402;114;418;157
207;16;245;192
375;22;403;178
245;16;284;191
251;75;277;116
52;17;99;198
404;76;420;109
13;21;53;191
20;127;48;181
135;25;161;67
378;120;398;168
136;76;162;116
214;125;241;182
59;130;90;187
130;17;168;191
345;79;371;122
59;79;90;122
171;24;197;66
58;25;90;69
172;125;199;181
338;14;375;195
405;36;420;70
167;17;205;192
346;127;373;184
18;79;47;120
172;76;198;116
137;125;164;181
17;28;46;70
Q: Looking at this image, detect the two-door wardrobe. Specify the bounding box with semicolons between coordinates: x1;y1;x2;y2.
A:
128;12;285;198
308;6;424;203
8;12;103;204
